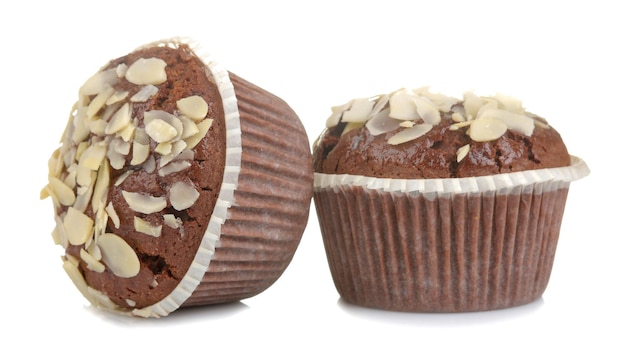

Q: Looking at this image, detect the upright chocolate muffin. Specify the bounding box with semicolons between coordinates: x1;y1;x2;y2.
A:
313;88;589;312
41;38;313;317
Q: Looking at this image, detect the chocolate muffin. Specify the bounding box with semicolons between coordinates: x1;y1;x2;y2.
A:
313;87;589;312
41;38;313;317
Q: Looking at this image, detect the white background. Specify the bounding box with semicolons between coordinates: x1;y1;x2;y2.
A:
2;1;624;355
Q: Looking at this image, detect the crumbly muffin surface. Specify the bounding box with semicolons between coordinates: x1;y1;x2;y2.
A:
314;89;570;179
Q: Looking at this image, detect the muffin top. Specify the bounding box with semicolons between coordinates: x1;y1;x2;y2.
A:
43;41;226;311
313;88;570;179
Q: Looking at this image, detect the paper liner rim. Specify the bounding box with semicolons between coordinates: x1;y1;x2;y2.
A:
127;37;242;318
314;155;589;194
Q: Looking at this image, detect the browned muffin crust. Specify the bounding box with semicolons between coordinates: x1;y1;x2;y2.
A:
314;92;570;179
67;44;226;309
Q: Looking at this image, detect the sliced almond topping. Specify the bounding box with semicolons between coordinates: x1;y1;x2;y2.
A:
96;233;140;278
131;142;150;165
163;214;181;229
326;100;353;128
169;181;200;211
179;115;200;139
80;248;105;273
76;165;95;187
111;137;131;155
122;191;167;214
451;112;466;123
389;89;420;120
177;95;209;121
456;144;470;162
145;118;178;143
116;63;128;78
106;90;129;105
73;185;93;213
131;85;159;102
159;140;187;168
413;95;441;125
79;68;119;96
158;161;191;176
184;118;213;149
119;121;136;142
86;85;115;119
134;217;162;237
124;57;167;85
107;146;126;170
388;123;433;145
341;98;375;123
105;102;131;135
463;91;482;120
468;117;508;142
63;207;94;246
48;176;75;206
341;121;364;136
89;119;108;136
365;108;399;136
494;92;525;114
91;162;110;214
478;108;534;136
155;142;172;155
105;202;120;229
78;143;106;171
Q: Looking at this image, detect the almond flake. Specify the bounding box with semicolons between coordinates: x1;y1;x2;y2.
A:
341;98;375;123
79;68;119;96
78;144;106;171
176;95;209;121
326;100;353;128
131;85;159;102
468;117;508;142
158;161;191;176
163;214;181;229
413;95;441;125
134;217;162;237
365;108;399;136
63;207;94;245
388;124;433;145
169;181;200;211
48;176;76;206
456;144;470;162
96;233;140;278
105;202;120;229
389;89;420;120
86;85;115;119
125;57;167;85
80;248;105;273
106;90;129;105
477;108;534;136
105;103;132;135
122;191;167;214
131;142;150;165
184;118;213;149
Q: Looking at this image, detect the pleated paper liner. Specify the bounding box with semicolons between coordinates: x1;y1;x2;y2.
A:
129;38;312;317
313;156;589;312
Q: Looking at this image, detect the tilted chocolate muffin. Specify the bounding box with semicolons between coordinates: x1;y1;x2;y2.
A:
41;38;313;317
313;87;589;312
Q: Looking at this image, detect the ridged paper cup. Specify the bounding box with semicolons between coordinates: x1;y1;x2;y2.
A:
313;156;589;312
136;39;313;316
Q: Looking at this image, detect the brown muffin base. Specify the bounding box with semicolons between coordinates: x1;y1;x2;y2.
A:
314;177;572;312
